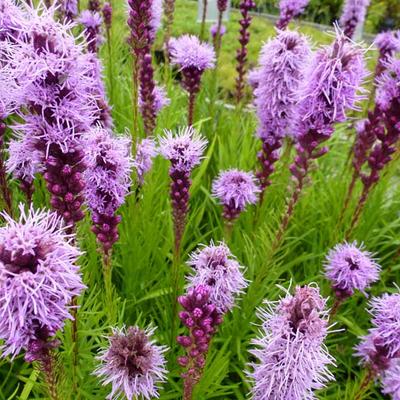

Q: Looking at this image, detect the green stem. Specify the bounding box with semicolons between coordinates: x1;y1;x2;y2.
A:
106;27;114;106
103;250;116;324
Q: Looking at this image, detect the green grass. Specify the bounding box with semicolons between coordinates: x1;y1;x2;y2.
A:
0;1;398;399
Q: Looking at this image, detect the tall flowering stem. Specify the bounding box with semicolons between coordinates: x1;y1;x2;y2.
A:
248;285;335;399
346;58;400;238
374;31;400;79
339;0;370;39
215;0;227;56
234;0;256;104
163;0;176;51
177;286;223;400
253;31;310;206
273;31;366;251
276;0;310;30
199;0;207;40
169;35;215;126
79;10;103;53
103;2;114;101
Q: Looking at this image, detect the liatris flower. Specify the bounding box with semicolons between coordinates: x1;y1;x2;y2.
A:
374;30;400;78
324;242;380;301
187;242;248;313
355;291;400;375
0;0;26;42
214;0;228;52
339;0;370;39
79;10;103;53
177;285;223;400
212;169;259;224
247;67;261;90
248;285;335;399
133;137;158;185
382;359;400;399
276;0;310;30
139;85;170;116
275;29;366;248
169;35;215;125
347;57;400;237
127;0;161;135
13;4;98;228
102;2;113;30
0;205;84;361
159;126;207;254
254;30;311;196
84;127;132;254
88;0;101;12
234;0;256;103
95;326;168;400
59;0;78;21
210;23;226;39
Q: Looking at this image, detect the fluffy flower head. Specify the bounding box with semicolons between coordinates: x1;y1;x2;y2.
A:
375;30;400;54
324;242;380;298
279;0;310;19
248;284;335;399
95;326;168;400
339;0;370;38
0;205;84;360
212;169;259;211
84;127;132;216
375;57;400;111
169;35;215;71
254;29;311;139
382;359;400;399
159;126;207;172
139;85;170;115
133;137;158;185
187;242;248;313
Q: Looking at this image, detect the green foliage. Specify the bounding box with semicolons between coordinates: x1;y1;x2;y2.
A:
1;0;399;399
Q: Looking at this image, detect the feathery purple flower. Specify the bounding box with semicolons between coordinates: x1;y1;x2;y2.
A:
324;242;380;299
187;242;248;313
169;35;215;125
177;285;223;399
0;205;84;361
355;291;400;374
95;326;168;400
212;169;259;222
339;0;370;39
79;10;103;53
276;0;310;30
374;30;400;78
254;30;311;193
84;127;132;254
159;127;207;253
102;2;113;30
210;23;226;38
60;0;78;21
139;84;170;116
133;137;158;185
248;285;335;399
382;359;400;399
0;0;26;42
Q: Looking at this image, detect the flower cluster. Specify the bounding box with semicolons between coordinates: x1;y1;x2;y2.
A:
324;242;380;300
374;30;400;78
212;169;259;223
356;291;400;375
254;30;311;193
84;127;132;254
102;2;113;30
177;285;223;399
79;10;103;53
169;35;215;125
248;285;335;399
276;0;310;30
339;0;370;39
59;0;78;21
133;137;158;186
159;127;207;251
382;359;400;399
187;242;248;313
0;205;84;361
95;326;168;400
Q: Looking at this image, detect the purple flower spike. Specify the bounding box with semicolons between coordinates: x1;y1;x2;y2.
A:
169;35;215;125
254;30;311;195
212;169;259;222
102;2;113;30
88;0;101;12
177;285;223;399
355;291;400;375
248;285;335;399
339;0;370;39
60;0;78;21
382;359;400;399
276;0;310;30
133;137;158;185
159;127;207;252
187;241;248;313
79;10;103;53
374;31;400;78
95;326;168;400
210;23;226;38
324;242;380;300
0;205;85;361
84;127;132;254
235;0;256;103
0;0;26;42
